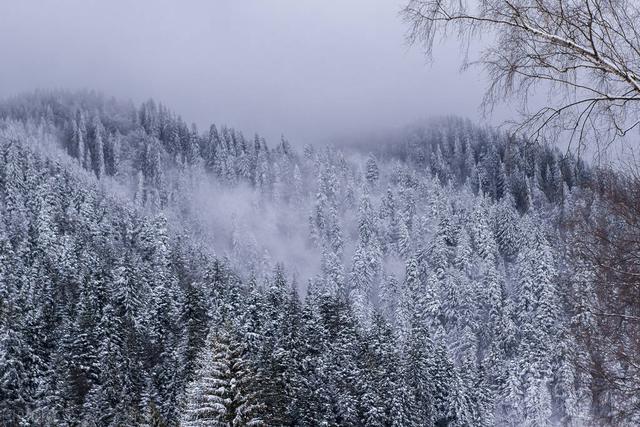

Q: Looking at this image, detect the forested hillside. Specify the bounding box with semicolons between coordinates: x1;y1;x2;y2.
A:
0;90;638;426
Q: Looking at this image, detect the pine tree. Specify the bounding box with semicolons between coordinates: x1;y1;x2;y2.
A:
366;153;379;186
356;313;397;426
181;327;263;426
380;273;399;324
104;131;121;176
350;243;373;328
471;196;498;262
254;279;304;426
74;110;87;166
0;310;37;425
493;191;518;248
180;283;210;386
397;221;411;259
91;116;106;179
320;246;345;298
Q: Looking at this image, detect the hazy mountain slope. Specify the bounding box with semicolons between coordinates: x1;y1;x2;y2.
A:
0;91;635;426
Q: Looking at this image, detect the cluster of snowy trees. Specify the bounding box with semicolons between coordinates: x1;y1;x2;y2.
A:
0;90;638;425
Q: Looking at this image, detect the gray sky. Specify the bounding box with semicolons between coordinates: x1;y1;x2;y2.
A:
0;0;492;145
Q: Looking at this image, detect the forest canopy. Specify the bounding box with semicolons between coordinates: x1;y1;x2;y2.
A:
0;90;638;425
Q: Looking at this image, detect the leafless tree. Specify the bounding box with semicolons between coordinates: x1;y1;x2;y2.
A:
403;0;640;155
568;169;640;423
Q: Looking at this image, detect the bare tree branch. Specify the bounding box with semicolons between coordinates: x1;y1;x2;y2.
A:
403;0;640;152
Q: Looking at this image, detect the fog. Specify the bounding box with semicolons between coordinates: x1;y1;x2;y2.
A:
0;0;497;145
178;151;413;289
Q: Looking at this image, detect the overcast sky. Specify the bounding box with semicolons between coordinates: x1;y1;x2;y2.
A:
0;0;497;145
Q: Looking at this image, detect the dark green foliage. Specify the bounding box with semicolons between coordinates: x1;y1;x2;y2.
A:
0;91;623;426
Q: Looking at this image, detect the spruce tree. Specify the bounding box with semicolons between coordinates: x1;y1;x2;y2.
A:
365;153;379;186
181;327;263;426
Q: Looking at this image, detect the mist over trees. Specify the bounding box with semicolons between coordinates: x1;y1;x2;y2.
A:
0;90;638;426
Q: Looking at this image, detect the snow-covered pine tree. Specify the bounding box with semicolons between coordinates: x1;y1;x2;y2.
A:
181;327;263;426
366;153;379;187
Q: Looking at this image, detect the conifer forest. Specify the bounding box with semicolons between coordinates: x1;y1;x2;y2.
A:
2;1;640;426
